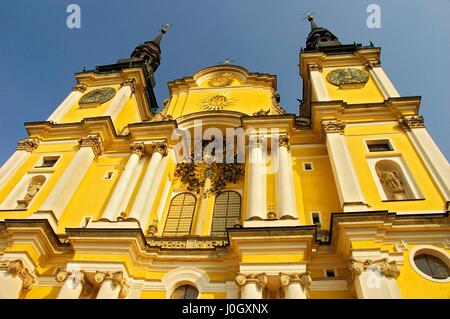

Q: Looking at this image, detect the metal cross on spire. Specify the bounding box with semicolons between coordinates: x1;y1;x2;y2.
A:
161;23;172;33
221;58;235;65
303;11;315;21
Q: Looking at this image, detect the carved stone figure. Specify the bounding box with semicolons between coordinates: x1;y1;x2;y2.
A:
16;177;44;209
377;168;406;199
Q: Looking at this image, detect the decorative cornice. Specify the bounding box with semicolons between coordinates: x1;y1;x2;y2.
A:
121;79;136;93
235;273;268;289
366;60;381;69
0;259;36;292
400;115;425;130
279;272;312;288
17;137;40;152
94;271;129;298
130;142;145;158
152;142;168;157
322;120;346;134
309;64;323;72
147;238;228;249
55;269;92;295
279;135;290;150
78;135;104;157
349;258;400;278
72;84;87;92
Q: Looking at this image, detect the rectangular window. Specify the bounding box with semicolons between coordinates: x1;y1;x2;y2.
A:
311;212;321;225
366;139;393;152
326;270;336;277
303;162;313;171
35;156;60;168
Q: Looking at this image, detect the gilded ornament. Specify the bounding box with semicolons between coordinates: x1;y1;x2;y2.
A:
0;259;36;291
349;258;400;278
401;115;425;130
153;141;168;156
130;142;145;158
322;120;346;134
79;135;104;157
79;87;116;105
201;91;235;111
208;72;234;87
235;273;267;288
326;68;369;89
17;137;40;152
279;135;290;150
72;84;87;92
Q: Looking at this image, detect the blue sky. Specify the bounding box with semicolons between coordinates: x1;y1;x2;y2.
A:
0;0;449;165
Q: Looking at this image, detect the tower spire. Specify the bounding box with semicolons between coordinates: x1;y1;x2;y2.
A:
304;13;342;50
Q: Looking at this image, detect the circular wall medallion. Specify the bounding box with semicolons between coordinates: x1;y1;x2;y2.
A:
206;95;228;111
326;68;369;89
208;73;233;87
79;87;116;105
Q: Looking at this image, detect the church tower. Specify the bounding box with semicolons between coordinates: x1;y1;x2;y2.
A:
0;16;448;300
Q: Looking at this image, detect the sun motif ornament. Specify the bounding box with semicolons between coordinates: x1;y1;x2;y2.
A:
326;68;369;89
201;91;235;111
208;72;233;87
79;87;116;105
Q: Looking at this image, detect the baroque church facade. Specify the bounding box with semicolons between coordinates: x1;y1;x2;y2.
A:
0;16;449;299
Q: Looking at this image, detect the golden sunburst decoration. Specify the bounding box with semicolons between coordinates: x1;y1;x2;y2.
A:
208;72;234;87
201;91;236;111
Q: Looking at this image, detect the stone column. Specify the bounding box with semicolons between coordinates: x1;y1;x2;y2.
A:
235;273;267;299
279;272;311;299
0;259;35;299
276;135;297;219
40;135;103;219
94;271;128;299
129;142;167;223
194;176;212;235
102;142;145;221
366;61;400;99
0;137;40;188
103;79;136;122
309;65;330;101
246;136;266;220
349;258;401;299
401;116;450;208
322;120;369;212
55;269;92;299
47;84;87;123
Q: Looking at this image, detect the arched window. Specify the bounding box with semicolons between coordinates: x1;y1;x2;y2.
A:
170;285;199;299
375;160;414;200
211;191;241;237
163;193;196;236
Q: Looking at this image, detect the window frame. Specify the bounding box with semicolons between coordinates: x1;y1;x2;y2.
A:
364;138;395;153
409;245;450;283
34;155;61;169
303;162;314;171
210;190;242;237
162;192;197;237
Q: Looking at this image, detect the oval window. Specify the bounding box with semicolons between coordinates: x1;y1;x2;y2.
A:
414;253;449;280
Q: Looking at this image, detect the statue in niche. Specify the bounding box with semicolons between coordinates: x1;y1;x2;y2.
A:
376;168;406;200
16;177;44;209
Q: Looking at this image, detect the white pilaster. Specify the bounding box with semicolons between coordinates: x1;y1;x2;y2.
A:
276;135;297;219
47;84;87;123
309;65;330;101
280;272;311;299
194;177;211;235
103;80;135;122
235;273;267;299
366;62;400;99
402;116;450;206
129;143;167;224
0;137;40;189
55;270;91;299
350;259;401;299
323;120;369;212
102;143;145;221
246;137;266;220
40;135;102;219
94;271;128;299
0;259;35;299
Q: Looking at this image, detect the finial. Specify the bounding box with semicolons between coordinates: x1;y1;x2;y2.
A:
303;11;318;30
161;23;172;34
221;58;235;65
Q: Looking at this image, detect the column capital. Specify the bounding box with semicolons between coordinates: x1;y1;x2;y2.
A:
278;134;290;150
94;271;129;298
121;79;136;93
55;268;92;295
0;259;36;292
279;272;312;288
400;115;425;130
130;142;145;158
72;84;87;92
152;141;168;157
365;60;382;69
17;137;40;152
309;64;323;72
349;258;400;278
235;273;267;289
322;119;346;134
79;135;104;157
